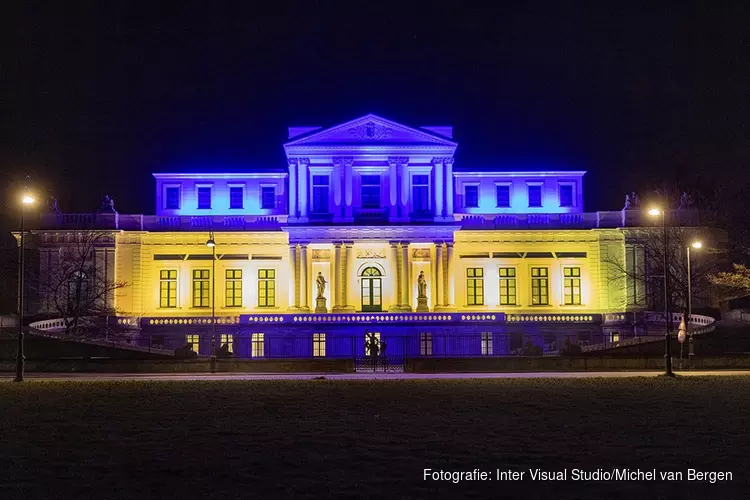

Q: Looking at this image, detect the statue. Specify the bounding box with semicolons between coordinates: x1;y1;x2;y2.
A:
314;272;328;313
98;194;116;213
418;271;428;298
47;196;60;214
678;191;693;209
623;193;632;210
316;272;326;299
630;192;640;208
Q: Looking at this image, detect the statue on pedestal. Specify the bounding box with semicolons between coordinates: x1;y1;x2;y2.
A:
47;196;60;214
98;194;117;213
315;272;328;313
416;270;429;312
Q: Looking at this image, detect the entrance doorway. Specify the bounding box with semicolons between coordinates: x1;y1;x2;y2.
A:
360;266;382;312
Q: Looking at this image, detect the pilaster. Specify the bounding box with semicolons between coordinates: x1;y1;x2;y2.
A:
399;241;412;312
288;158;298;220
339;241;355;312
343;157;354;222
445;157;455;219
287;244;299;311
298;243;310;312
298;158;310;222
434;241;444;309
331;241;345;312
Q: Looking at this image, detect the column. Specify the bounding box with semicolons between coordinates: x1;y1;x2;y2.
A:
445;157;454;218
298;158;309;220
288;244;298;310
388;157;398;221
434;241;444;308
401;241;411;311
433;157;444;219
400;159;410;219
446;242;455;308
333;158;343;220
343;157;353;220
288;158;298;219
332;242;342;311
299;243;309;312
342;241;355;312
389;241;400;311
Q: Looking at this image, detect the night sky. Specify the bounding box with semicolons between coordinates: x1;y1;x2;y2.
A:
2;2;748;220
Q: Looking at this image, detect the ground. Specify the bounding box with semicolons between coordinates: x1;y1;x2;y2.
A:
2;377;748;499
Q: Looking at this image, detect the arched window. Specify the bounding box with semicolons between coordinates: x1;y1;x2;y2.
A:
361;267;382;277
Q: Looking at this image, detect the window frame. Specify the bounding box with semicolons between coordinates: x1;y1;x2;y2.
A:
558;182;575;208
412;174;430;213
228;184;244;210
466;267;485;306
498;267;517;306
260;185;276;210
527;183;543;208
186;334;200;353
495;183;511;208
530;266;549;306
220;333;234;353
312;175;330;214
159;269;178;308
419;332;433;356
360;174;382;209
563;266;582;305
192;269;211;308
257;268;276;308
313;333;326;357
196;184;213;210
225;269;243;308
481;332;493;356
251;333;264;358
464;184;479;208
164;184;181;210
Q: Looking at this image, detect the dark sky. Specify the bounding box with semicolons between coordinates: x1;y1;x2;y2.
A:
2;2;748;219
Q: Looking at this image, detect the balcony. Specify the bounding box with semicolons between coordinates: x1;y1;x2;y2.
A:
37;213;288;232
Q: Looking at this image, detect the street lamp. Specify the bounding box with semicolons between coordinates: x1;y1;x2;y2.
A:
687;240;702;365
648;207;674;377
14;188;36;383
206;232;217;373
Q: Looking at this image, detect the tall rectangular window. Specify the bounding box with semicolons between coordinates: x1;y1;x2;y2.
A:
313;333;326;357
312;175;329;213
498;268;517;305
496;185;510;207
559;184;574;207
531;267;549;305
258;269;275;307
192;269;210;308
563;267;582;305
251;333;264;358
481;332;493;355
225;269;242;307
186;334;200;353
528;185;542;207
197;187;212;209
160;270;177;308
364;332;381;356
229;186;243;209
220;334;234;353
465;185;479;208
261;186;275;209
361;175;381;208
420;333;433;356
412;175;430;212
165;187;180;210
466;268;484;306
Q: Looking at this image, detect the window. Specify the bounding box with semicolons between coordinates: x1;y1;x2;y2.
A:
197;187;212;209
563;267;582;305
220;334;234;353
420;333;433;356
251;333;264;358
186;334;199;353
412;175;430;212
531;267;549;305
261;186;275;209
313;333;326;357
312;175;329;213
159;270;177;308
364;332;381;356
496;185;510;207
498;268;517;305
466;268;484;306
528;185;542;207
559;184;574;207
192;269;210;308
225;269;242;307
465;185;479;208
67;271;89;306
258;269;275;307
481;332;493;355
361;175;381;209
229;186;243;209
165;187;180;210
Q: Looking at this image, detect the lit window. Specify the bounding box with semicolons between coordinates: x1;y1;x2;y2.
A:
531;267;549;305
412;175;430;212
165;187;180;210
67;270;89;306
229;186;243;209
220;334;234;353
481;332;493;355
361;175;381;209
466;268;484;306
563;267;582;305
192;269;210;308
364;332;381;356
498;268;517;305
313;333;326;357
312;175;329;214
251;333;264;358
225;269;242;307
197;187;212;209
465;185;479;208
528;185;542;207
258;269;275;307
559;184;574;207
420;333;433;356
496;185;510;207
159;270;177;308
186;334;200;353
261;186;275;209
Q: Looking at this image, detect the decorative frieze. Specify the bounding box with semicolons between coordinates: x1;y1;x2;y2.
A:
356;248;386;259
312;249;331;260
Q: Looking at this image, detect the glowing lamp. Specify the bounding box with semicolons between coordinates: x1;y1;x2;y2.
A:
691;241;702;249
22;194;35;205
206;238;215;248
647;208;661;216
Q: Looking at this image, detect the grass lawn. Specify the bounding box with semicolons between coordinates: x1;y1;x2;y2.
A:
1;377;748;499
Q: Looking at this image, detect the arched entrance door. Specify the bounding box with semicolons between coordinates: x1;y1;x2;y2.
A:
360;267;383;312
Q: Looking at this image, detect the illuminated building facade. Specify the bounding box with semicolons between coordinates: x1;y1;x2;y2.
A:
27;114;699;358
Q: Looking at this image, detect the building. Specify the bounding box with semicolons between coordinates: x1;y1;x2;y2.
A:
25;114;702;362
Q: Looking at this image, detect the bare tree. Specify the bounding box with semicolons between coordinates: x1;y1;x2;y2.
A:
709;264;750;306
37;230;127;336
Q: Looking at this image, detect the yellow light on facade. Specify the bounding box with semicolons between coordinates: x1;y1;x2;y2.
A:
691;241;702;249
647;208;661;216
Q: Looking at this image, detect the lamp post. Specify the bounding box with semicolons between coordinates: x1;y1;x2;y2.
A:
14;189;35;383
648;207;674;377
687;241;702;366
206;232;217;373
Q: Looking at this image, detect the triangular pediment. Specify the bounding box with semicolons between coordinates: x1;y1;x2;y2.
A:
284;114;457;148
